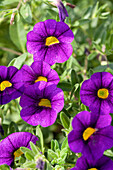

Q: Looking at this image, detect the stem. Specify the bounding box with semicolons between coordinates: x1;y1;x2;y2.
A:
0;47;22;55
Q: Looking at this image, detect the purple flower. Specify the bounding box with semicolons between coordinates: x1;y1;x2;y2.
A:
20;82;64;127
27;19;74;65
0;66;24;105
71;155;113;170
36;157;45;170
68;111;113;160
80;72;113;114
53;0;69;22
21;61;60;87
0;132;38;166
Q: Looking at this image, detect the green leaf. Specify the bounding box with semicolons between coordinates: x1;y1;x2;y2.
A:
9;14;26;53
20;147;31;153
0;165;10;170
61;137;68;150
23;162;36;168
51;139;55;151
54;140;59;151
87;52;98;60
20;3;32;23
104;150;113;157
8;53;27;69
48;149;58;160
36;126;44;153
60;112;70;129
71;69;79;86
30;141;39;155
57;82;72;92
25;151;34;161
9;121;19;133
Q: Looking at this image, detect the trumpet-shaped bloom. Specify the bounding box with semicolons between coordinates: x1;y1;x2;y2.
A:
0;66;24;105
27;19;74;65
20;82;64;127
0;132;38;166
80;72;113;114
68;111;113;160
50;0;69;22
71;155;113;170
21;61;60;87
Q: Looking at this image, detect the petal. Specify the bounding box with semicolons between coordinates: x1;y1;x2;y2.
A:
89;126;113;160
68;130;84;153
21;106;57;127
58;28;74;43
33;48;48;62
44;43;73;65
27;31;43;42
100;100;111;114
0;66;7;80
95;114;112;129
47;69;60;85
102;72;113;88
7;66;18;80
33;21;48;37
44;19;57;35
21;65;36;84
27;41;44;54
8;132;38;149
75;156;89;170
91;72;102;89
55;22;70;37
31;61;51;77
0;157;13;166
97;156;113;170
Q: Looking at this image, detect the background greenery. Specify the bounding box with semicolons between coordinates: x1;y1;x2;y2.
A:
0;0;113;169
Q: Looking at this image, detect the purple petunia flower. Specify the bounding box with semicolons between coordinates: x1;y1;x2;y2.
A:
20;81;64;127
80;72;113;114
21;61;60;87
0;66;24;105
50;0;69;22
68;111;113;160
27;19;74;65
71;155;113;170
0;132;38;166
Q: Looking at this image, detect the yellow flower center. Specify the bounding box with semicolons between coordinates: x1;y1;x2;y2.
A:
83;127;96;141
97;88;109;99
0;81;12;91
88;169;98;170
45;36;59;46
13;148;23;159
38;98;51;108
35;76;47;83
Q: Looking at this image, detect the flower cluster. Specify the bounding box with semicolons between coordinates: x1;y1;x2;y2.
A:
68;72;113;169
0;10;74;167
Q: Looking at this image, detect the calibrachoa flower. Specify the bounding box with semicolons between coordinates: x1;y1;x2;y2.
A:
49;0;69;22
0;132;38;166
80;72;113;114
21;61;60;87
27;19;74;65
71;155;113;170
68;111;113;160
0;66;24;105
20;82;64;127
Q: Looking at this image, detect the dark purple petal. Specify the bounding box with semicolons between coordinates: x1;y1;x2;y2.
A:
58;29;74;43
55;22;70;37
44;19;57;35
27;31;43;42
43;43;73;65
33;22;47;37
7;66;18;80
68;130;84;153
27;41;44;54
0;66;7;80
91;72;102;89
95;114;112;128
57;1;69;22
99;100;111;114
102;72;113;88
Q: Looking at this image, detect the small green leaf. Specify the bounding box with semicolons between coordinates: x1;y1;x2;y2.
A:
30;141;39;155
23;162;36;168
54;140;59;151
20;3;32;23
51;139;55;151
9;13;26;53
60;112;70;129
104;150;113;157
48;149;58;160
57;82;72;92
87;52;98;60
25;151;34;161
36;126;44;153
20;147;31;153
71;69;79;86
8;53;27;69
61;137;68;150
